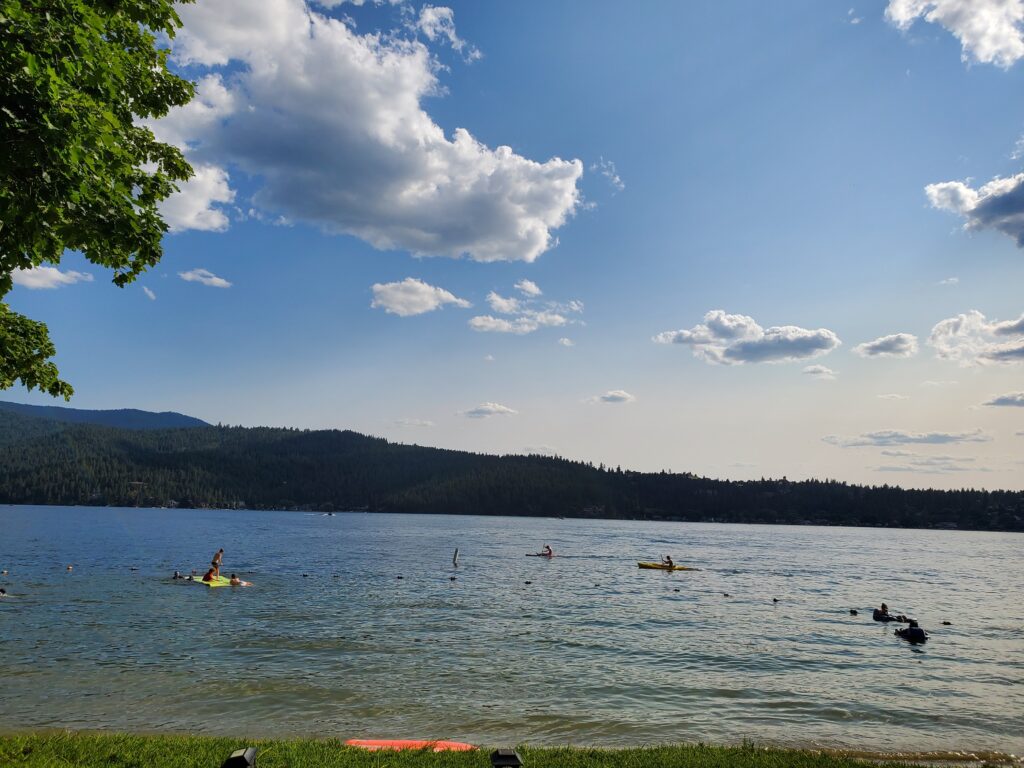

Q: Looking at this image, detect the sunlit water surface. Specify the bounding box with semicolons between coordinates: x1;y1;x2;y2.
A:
0;506;1021;753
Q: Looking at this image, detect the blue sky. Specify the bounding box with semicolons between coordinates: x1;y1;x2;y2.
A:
8;0;1024;489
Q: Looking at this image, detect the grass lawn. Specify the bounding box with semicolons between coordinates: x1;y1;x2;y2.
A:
0;733;966;768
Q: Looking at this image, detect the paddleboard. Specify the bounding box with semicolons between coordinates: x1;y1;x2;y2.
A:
637;562;699;571
196;576;252;587
525;553;554;557
345;740;476;752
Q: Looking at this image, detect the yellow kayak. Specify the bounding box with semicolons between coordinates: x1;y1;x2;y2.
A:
637;562;699;571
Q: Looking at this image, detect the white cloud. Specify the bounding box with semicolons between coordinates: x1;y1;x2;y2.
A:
483;354;495;362
179;268;232;288
803;364;836;379
590;389;635;404
370;277;470;317
939;276;960;285
928;309;1024;365
823;428;992;447
461;402;517;419
653;310;841;365
12;266;94;290
925;174;1024;246
160;163;235;233
394;418;434;427
415;5;481;62
983;391;1024;406
486;291;521;314
143;286;157;301
922;379;959;387
515;279;542;297
160;0;581;260
558;337;575;347
469;284;581;335
885;0;1024;68
589;156;625;192
523;444;558;456
853;332;919;358
878;393;910;400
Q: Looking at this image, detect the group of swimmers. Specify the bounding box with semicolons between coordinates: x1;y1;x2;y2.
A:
170;548;248;586
872;602;928;643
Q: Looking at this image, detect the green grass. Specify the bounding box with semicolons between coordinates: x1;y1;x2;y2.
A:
0;733;960;768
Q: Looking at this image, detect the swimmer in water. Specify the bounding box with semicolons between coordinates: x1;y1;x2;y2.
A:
202;567;217;582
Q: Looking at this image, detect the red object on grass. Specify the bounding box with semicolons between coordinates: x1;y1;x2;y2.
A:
345;739;477;752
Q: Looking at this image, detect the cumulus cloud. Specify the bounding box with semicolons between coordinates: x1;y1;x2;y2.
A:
486;292;521;314
590;157;625;192
803;364;836;379
394;418;434;427
461;402;517;418
878;393;910;400
179;268;232;288
853;332;919;358
885;0;1024;68
925;174;1024;247
415;5;481;62
12;266;94;290
371;277;470;316
939;276;960;285
823;428;992;447
558;337;575;347
590;389;636;404
983;391;1024;406
160;164;236;232
157;0;581;259
928;309;1024;365
143;286;156;301
515;279;542;297
653;310;841;365
470;284;582;335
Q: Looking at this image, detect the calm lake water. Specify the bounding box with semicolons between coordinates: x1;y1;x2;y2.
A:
0;506;1022;753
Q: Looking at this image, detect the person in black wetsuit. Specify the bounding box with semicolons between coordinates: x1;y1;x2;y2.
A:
873;603;909;622
895;619;927;643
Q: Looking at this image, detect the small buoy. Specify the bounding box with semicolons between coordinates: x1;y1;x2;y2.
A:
524;580;532;585
396;575;404;580
850;609;859;616
594;583;599;587
723;593;730;597
673;588;680;593
332;574;340;578
772;598;779;603
449;576;456;581
66;565;73;571
942;621;952;625
302;573;309;578
2;569;8;575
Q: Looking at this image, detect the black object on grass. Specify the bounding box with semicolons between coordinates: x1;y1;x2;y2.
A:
491;749;524;768
221;747;257;768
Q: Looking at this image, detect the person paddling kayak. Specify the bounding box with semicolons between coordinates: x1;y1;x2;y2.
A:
541;544;553;557
661;555;674;568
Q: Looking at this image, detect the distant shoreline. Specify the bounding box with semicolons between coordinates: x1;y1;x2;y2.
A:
2;503;1023;536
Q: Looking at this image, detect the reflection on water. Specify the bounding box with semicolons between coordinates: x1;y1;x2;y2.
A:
0;506;1021;752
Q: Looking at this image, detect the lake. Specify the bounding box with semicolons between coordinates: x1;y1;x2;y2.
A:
0;506;1021;754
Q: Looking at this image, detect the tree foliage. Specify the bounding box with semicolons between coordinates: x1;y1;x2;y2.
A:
0;0;194;398
2;410;1022;532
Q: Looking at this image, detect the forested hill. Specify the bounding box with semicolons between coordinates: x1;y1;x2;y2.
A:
0;409;1021;531
0;401;209;429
